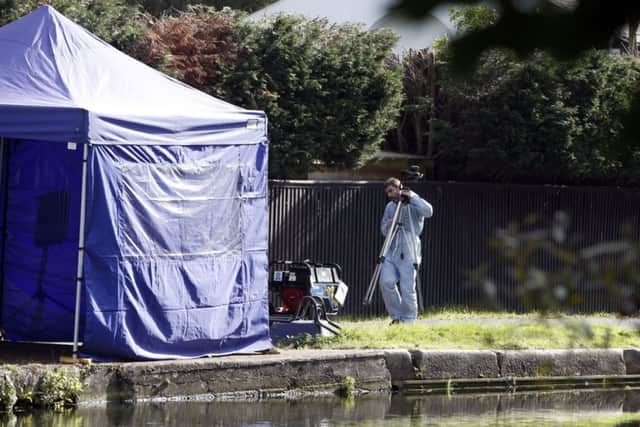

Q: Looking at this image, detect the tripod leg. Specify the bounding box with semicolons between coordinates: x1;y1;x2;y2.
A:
363;201;403;306
415;270;425;313
363;264;382;305
364;223;401;305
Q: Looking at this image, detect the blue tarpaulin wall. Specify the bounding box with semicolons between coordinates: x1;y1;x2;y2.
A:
83;143;270;359
0;6;271;359
1;140;83;341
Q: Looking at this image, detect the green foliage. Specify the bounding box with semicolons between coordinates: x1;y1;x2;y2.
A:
418;6;640;185
34;370;82;410
392;0;640;177
0;0;144;50
444;52;576;182
560;52;640;184
0;374;17;413
479;212;583;313
449;5;497;33
336;376;355;398
393;48;434;156
133;0;276;16
218;15;403;178
476;210;640;317
134;11;403;178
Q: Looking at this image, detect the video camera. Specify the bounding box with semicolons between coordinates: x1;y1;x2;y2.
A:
398;165;423;203
400;165;424;182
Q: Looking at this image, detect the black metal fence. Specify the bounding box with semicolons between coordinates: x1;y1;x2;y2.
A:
268;180;640;316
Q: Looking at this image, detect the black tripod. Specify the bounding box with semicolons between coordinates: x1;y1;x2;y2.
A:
2;190;72;335
363;197;424;310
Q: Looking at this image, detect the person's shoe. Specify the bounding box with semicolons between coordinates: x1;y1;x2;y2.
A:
389;319;400;326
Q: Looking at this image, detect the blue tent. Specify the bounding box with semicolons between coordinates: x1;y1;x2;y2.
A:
0;6;271;360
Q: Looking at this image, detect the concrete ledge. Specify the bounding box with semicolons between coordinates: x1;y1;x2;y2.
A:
409;350;499;380
80;349;391;403
396;374;640;394
2;348;639;408
624;349;640;374
384;350;415;381
497;349;626;377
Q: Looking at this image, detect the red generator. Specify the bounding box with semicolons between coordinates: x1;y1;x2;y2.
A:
268;260;348;338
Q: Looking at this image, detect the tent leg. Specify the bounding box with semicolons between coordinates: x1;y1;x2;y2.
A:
0;137;4;331
0;138;4;190
73;143;89;358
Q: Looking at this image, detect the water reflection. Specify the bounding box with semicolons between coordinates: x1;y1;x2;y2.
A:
1;389;640;426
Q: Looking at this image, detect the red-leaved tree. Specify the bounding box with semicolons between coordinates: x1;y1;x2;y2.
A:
130;9;237;93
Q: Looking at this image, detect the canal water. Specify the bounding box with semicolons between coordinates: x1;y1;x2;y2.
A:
2;389;640;426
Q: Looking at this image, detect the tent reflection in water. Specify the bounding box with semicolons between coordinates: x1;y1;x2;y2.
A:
0;6;271;360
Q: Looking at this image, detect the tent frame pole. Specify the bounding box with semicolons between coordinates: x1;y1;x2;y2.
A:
0;138;4;193
72;143;89;358
0;137;4;329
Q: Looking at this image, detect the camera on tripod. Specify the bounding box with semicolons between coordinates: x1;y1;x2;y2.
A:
400;165;423;182
397;166;422;203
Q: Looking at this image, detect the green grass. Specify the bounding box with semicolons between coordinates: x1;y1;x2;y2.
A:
338;307;616;322
276;316;640;350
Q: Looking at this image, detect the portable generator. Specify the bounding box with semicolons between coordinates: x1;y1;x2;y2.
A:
268;260;348;338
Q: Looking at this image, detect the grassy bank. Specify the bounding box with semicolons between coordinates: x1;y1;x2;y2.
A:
276;311;640;350
341;307;616;321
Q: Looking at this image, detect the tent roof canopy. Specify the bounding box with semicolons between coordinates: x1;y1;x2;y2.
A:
0;5;266;145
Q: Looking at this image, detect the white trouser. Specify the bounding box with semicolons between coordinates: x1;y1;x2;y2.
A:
379;252;417;322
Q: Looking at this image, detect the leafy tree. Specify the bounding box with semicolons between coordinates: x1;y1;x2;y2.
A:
474;209;640;317
394;49;434;156
0;0;143;50
391;0;640;145
391;7;496;161
560;51;640;185
449;4;497;33
413;5;640;185
222;16;403;178
132;0;276;16
133;12;403;178
128;7;238;88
